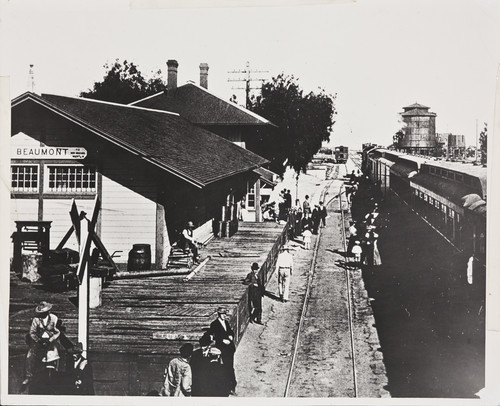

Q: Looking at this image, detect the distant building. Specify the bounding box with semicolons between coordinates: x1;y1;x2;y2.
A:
448;134;466;159
436;133;466;160
400;103;437;155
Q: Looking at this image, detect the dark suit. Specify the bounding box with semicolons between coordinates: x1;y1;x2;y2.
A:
190;348;211;397
209;318;236;391
243;271;264;323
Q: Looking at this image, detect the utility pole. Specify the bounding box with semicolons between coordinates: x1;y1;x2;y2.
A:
475;119;478;163
228;61;268;108
28;64;35;93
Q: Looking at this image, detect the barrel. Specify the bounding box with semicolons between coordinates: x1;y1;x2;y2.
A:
127;244;151;271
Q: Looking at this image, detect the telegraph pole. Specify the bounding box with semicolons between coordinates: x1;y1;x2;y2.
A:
228;61;268;108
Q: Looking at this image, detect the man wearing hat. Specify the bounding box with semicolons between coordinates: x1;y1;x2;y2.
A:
275;245;294;302
66;342;94;395
199;347;231;397
190;333;213;396
21;301;61;390
208;307;237;395
181;221;201;264
243;262;264;324
29;348;62;395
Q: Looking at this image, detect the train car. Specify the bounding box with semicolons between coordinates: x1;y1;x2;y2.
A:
363;147;487;265
334;146;349;164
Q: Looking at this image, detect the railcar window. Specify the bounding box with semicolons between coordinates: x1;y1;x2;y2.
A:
429;167;435;174
447;171;455;180
441;170;447;177
455;174;464;182
464;176;471;185
423;194;428;202
429;196;434;205
448;208;455;218
441;205;447;214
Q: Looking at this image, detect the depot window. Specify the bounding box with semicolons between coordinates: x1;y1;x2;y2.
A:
11;165;39;192
46;165;97;193
246;183;255;209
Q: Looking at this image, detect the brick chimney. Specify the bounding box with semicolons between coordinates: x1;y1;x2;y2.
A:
199;63;209;89
166;60;179;91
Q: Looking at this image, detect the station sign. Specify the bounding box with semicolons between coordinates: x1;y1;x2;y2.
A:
12;146;88;160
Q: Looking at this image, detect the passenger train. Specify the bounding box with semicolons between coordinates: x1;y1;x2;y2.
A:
362;147;486;264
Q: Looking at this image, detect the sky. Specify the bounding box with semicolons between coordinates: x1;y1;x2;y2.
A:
3;0;500;149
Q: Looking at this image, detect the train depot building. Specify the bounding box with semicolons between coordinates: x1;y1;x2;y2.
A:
11;91;269;267
9;88;289;395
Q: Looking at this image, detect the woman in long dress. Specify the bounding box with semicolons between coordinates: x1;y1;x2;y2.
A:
372;231;382;266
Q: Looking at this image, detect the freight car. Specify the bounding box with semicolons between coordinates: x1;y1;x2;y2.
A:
363;147;486;265
334;146;349;164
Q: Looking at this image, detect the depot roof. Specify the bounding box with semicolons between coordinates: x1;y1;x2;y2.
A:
12;92;269;188
131;83;275;127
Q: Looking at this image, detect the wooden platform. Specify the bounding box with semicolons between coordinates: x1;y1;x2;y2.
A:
8;221;288;395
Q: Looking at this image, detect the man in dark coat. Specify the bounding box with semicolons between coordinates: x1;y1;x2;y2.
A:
208;307;236;394
29;349;62;395
66;342;95;395
190;333;213;397
311;205;320;234
199;347;231;397
318;201;327;228
243;262;264;324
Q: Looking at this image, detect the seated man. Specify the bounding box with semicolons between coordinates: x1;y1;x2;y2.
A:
180;221;201;264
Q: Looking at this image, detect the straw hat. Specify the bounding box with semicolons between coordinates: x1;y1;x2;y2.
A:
35;301;53;313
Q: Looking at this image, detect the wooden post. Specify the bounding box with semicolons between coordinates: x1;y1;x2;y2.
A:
77;196;100;357
255;179;261;222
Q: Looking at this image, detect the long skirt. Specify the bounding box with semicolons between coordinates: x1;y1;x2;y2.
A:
373;241;382;266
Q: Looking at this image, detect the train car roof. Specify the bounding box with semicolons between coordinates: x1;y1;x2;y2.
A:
423;160;487;197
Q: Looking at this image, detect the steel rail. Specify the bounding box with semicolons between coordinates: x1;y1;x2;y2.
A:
339;162;359;398
283;181;331;397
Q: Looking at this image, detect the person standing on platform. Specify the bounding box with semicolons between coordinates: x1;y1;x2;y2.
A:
181;221;201;264
66;342;95;395
243;262;264;324
21;301;61;391
161;343;193;397
201;347;231;397
209;307;237;395
276;245;294;302
319;201;327;228
190;333;213;397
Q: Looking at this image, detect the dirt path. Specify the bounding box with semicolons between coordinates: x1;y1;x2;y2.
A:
234;164;389;398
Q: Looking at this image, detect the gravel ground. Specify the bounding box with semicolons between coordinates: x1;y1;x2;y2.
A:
234;164;389;398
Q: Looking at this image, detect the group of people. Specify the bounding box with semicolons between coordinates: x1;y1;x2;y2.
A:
287;195;327;247
345;169;384;268
161;306;237;397
20;301;94;395
262;188;293;222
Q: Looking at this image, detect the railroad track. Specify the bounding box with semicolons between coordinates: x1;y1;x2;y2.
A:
283;163;359;397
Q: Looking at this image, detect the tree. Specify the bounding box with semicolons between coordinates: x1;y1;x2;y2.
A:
248;74;336;175
479;122;487;165
391;129;405;150
80;60;165;104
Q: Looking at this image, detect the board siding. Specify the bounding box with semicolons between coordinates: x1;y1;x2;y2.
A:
10;198;39;235
100;171;157;265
